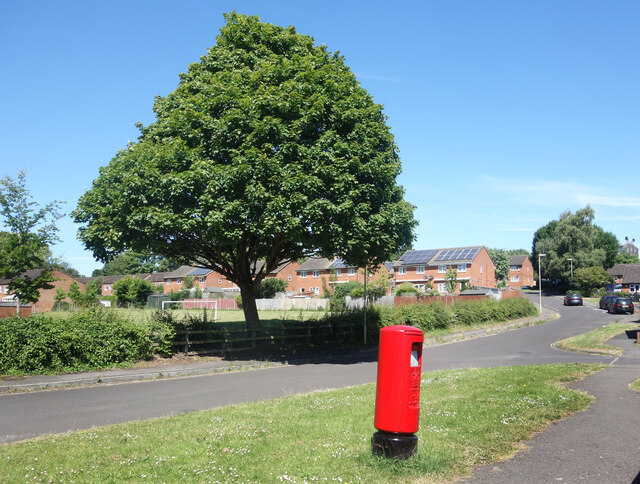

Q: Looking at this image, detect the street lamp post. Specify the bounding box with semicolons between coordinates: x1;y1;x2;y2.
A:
538;253;546;315
567;258;573;279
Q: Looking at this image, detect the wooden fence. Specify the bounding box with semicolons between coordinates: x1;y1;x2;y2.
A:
169;320;363;356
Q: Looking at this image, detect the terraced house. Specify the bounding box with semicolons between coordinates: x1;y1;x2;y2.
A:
392;246;497;293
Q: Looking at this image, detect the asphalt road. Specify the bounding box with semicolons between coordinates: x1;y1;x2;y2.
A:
2;294;640;482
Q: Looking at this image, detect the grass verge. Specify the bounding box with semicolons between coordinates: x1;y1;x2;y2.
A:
1;363;604;483
554;322;637;356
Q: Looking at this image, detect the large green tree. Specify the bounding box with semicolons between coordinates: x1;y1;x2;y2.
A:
0;171;63;303
74;13;416;329
531;206;610;285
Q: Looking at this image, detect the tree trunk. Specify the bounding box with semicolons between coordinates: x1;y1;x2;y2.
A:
240;285;260;330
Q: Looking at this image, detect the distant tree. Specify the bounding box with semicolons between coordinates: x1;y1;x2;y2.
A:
43;255;83;279
532;206;607;285
54;287;67;310
0;171;63;303
73;13;416;330
68;281;84;307
573;266;613;297
92;250;178;276
256;278;288;299
445;266;458;293
594;227;619;269
83;278;102;306
113;276;155;307
505;249;530;255
182;275;195;291
488;248;510;282
615;252;640;264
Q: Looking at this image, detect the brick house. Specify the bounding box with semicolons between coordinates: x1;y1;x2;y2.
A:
392;246;496;293
164;266;239;294
0;269;86;312
290;257;389;297
254;260;301;293
508;255;534;288
607;264;640;294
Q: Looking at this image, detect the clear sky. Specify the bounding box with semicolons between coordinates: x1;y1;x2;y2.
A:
1;1;638;276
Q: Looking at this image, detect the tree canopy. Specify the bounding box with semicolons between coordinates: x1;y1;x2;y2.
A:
531;205;617;286
0;171;63;303
92;250;178;277
73;13;416;328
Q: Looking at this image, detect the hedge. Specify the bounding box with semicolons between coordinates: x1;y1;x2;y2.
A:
0;308;153;375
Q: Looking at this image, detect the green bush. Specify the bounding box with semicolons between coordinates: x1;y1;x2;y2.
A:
0;308;153;375
452;297;537;326
398;302;452;331
395;282;418;296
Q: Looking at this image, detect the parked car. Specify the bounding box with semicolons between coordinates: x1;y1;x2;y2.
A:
599;294;617;309
563;292;583;306
607;297;635;314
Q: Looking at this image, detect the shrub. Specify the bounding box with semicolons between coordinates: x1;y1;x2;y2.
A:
399;302;452;331
452;297;537;326
395;282;418;296
0;308;153;375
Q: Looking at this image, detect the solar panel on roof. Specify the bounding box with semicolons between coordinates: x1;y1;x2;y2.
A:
190;267;210;276
434;248;480;262
402;249;437;264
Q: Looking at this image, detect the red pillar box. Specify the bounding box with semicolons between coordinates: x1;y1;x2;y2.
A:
372;325;424;459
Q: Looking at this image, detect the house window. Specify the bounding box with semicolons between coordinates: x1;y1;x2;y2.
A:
300;271;307;278
300;287;305;292
398;267;407;275
177;278;182;284
199;277;205;284
311;287;320;295
480;265;483;274
413;284;425;291
335;269;342;277
438;283;447;292
288;274;292;281
348;268;356;276
416;266;425;274
313;270;320;278
510;265;520;271
166;279;172;284
511;275;520;283
218;278;222;284
438;265;446;273
457;264;467;272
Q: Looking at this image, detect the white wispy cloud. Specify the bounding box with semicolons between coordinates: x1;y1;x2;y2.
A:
482;177;640;210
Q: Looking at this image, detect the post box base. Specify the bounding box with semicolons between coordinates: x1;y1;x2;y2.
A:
371;431;417;460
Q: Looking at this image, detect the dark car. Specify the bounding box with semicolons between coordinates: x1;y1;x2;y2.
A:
563;292;583;306
599;294;617;309
607;297;635;314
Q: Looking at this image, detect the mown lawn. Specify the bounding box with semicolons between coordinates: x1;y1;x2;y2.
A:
555;322;637;356
1;363;604;483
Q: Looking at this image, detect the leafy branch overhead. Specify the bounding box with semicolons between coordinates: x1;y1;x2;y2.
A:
74;13;416;328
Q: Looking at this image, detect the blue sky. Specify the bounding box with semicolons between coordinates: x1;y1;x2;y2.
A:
1;1;638;276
